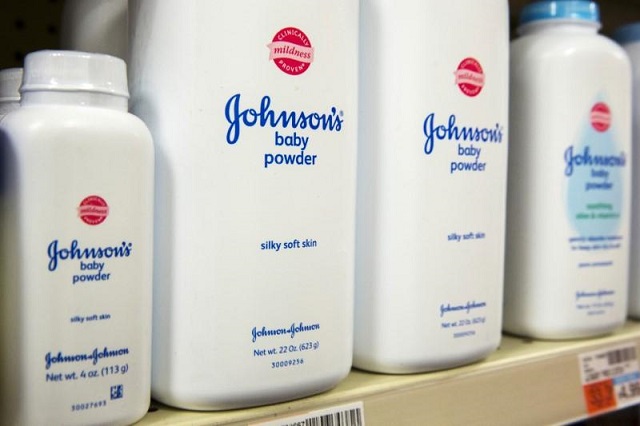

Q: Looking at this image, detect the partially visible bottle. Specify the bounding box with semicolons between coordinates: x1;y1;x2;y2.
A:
354;0;509;373
505;1;631;339
60;0;128;59
613;22;640;320
0;50;154;425
0;68;22;119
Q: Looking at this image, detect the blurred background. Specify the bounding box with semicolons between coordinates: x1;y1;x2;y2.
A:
3;0;640;69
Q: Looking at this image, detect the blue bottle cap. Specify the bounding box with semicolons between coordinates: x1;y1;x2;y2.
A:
520;1;600;26
612;22;640;45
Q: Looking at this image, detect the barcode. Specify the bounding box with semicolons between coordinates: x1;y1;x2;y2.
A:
253;402;365;426
304;407;363;426
280;408;363;426
607;347;637;365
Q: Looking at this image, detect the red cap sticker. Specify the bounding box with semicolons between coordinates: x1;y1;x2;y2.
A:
590;102;611;132
78;195;109;226
454;58;485;97
267;27;314;76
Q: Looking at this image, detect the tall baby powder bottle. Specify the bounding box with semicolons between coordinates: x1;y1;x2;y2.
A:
505;1;631;338
60;0;128;59
0;50;154;425
613;23;640;320
0;68;22;119
354;0;509;373
129;0;358;409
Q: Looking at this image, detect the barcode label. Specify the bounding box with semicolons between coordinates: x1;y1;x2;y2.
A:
252;402;365;426
607;347;637;365
285;407;363;426
579;344;640;415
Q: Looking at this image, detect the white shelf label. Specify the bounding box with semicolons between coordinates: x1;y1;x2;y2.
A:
579;343;640;415
252;401;365;426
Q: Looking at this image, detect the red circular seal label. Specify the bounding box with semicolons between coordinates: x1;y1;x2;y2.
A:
454;58;485;97
78;195;109;226
268;27;314;76
590;102;611;132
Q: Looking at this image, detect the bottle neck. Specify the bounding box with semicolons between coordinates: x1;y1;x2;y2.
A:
518;20;600;37
21;90;128;111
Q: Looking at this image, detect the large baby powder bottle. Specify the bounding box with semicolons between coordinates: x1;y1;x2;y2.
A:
613;23;640;320
505;1;631;339
0;68;22;118
129;1;358;409
0;50;154;425
354;0;509;373
60;0;128;59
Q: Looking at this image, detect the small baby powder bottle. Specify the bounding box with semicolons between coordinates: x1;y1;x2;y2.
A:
505;1;632;339
613;23;640;320
0;50;154;425
0;68;22;118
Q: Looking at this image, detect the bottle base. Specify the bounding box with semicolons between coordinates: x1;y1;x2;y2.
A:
152;368;350;411
503;320;625;341
352;343;499;375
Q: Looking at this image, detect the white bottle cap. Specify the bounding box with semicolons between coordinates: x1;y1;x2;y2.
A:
0;68;23;102
21;50;129;98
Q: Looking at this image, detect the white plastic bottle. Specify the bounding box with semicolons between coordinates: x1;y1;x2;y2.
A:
0;68;22;118
128;1;358;409
354;0;509;373
613;23;640;320
504;1;632;339
0;50;154;425
60;0;128;59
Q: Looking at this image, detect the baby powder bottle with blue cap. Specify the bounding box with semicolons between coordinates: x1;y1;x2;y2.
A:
0;50;153;425
0;68;22;119
504;1;632;339
354;0;509;373
613;23;640;320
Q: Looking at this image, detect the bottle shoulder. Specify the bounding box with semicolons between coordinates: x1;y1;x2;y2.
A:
0;105;153;144
511;33;630;73
513;32;625;55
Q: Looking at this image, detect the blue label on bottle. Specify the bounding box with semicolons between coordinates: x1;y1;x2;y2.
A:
566;100;625;237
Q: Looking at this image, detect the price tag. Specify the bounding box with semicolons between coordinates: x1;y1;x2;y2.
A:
579;343;640;415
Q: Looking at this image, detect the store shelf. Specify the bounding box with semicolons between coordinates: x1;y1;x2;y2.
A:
139;321;640;426
4;2;640;426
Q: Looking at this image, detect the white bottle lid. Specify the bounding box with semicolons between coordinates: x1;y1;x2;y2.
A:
21;50;129;98
0;68;23;102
